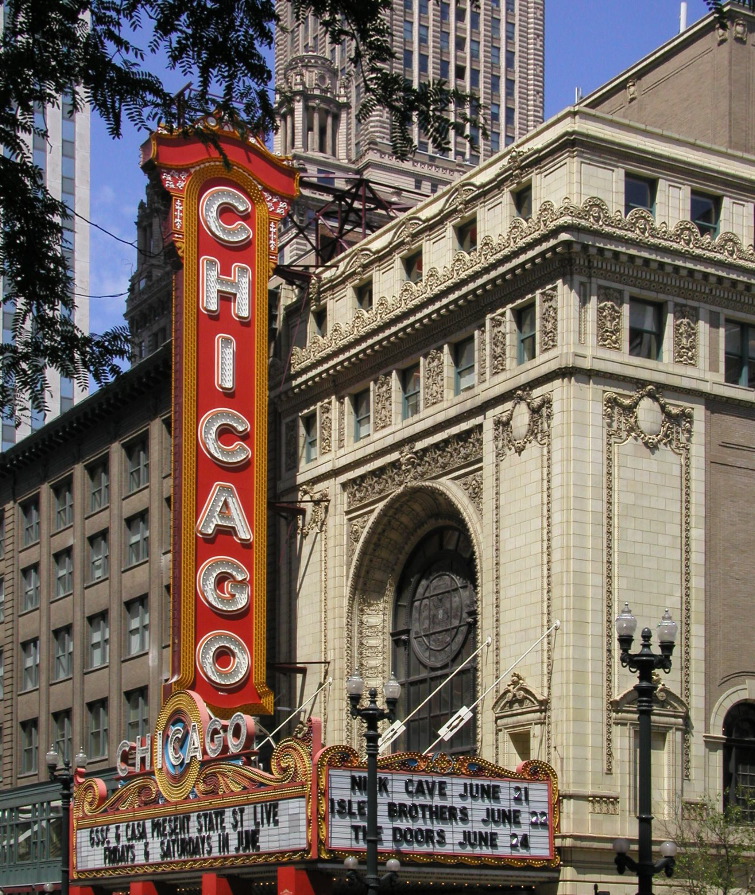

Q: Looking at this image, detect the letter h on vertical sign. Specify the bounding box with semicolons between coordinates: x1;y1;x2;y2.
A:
140;128;299;716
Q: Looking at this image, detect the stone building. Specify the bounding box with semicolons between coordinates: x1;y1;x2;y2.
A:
1;5;755;895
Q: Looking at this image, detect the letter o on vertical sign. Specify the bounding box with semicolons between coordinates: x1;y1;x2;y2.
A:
197;632;250;688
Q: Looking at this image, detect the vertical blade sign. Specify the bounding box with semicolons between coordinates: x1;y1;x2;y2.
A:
141;125;298;716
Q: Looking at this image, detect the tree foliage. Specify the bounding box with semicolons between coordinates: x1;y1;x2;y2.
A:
0;0;483;423
705;0;755;28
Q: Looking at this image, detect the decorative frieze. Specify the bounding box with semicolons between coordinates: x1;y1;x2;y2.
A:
673;305;698;366
425;348;444;407
345;427;483;510
597;286;623;350
540;289;558;352
589;797;620;816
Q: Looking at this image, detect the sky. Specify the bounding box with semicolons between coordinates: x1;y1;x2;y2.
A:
87;0;712;337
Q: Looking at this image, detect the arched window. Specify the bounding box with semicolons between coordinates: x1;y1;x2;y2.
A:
723;701;755;819
391;526;477;755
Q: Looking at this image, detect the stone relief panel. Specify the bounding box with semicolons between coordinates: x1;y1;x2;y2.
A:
597;286;623;350
490;313;506;375
284;419;297;471
540;289;558;352
478;326;487;383
320;401;332;454
424;348;444;407
673;305;698;366
348;514;371;566
337;397;345;450
603;385;693;778
494;388;553;459
458;472;483;515
297;484;330;537
374;374;392;431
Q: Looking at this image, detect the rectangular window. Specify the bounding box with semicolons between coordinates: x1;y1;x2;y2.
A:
441;1;450;21
353;389;371;442
506;50;515;70
454;338;476;394
690;190;720;238
470;39;480;60
89;531;109;582
506;21;515;40
471;9;480;30
491;46;500;66
355;279;373;311
52;710;72;764
125;688;149;742
53;480;73;530
517;303;537;364
53;626;73;680
419;53;429;75
724;320;755;387
88;611;109;668
440;59;450;79
0;577;5;621
403;19;413;41
455;217;478;253
629;299;664;360
21;639;39;690
419;23;428;44
53;548;73;598
125;596;150;656
22;499;40;546
87;699;108;759
127;438;149;492
303;413;318;464
402;365;421;420
0;648;4;698
126;512;149;567
514;185;532;219
311;308;327;338
492;74;501;94
404;249;424;284
20;720;38;774
21;564;40;611
403;48;413;69
88;459;109;512
625;173;657;216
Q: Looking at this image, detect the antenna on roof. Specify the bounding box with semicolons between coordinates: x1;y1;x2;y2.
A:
575;86;583;103
680;1;688;32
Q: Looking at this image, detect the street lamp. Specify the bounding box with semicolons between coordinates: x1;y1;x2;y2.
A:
346;671;402;895
613;604;678;895
45;746;88;895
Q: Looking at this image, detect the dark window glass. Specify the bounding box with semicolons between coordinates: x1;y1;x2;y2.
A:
629;299;664;361
455;338;476;394
517;303;537;364
690;190;720;238
725;321;755;388
625;174;657;216
402;366;421;420
723;702;755;821
514;185;532;218
404;249;423;283
354;390;371;442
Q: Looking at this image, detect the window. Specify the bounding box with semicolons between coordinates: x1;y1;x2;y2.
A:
725;320;755;387
53;480;73;530
625;173;657;216
419;23;428;44
53;549;73;598
20;720;38;774
53;626;73;680
88;612;109;668
471;9;479;29
21;639;39;690
403;49;413;69
392;527;477;754
22;499;40;546
470;39;480;60
404;249;424;284
440;59;450;79
127;438;149;492
402;365;421;420
89;531;109;582
87;699;108;759
454;338;476;394
355;278;373;311
52;710;72;765
629;299;664;361
440;31;450;51
126;512;149;566
403;19;413;41
0;649;4;698
125;688;149;741
514;184;532;219
311;307;327;338
21;564;40;611
354;389;371;442
723;702;755;821
302;413;318;464
125;596;150;656
517;303;537;364
0;577;5;621
690;190;720;238
88;459;109;511
455;217;478;253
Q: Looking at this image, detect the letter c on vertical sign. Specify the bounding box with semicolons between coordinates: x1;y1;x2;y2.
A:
200;187;252;246
199;409;251;466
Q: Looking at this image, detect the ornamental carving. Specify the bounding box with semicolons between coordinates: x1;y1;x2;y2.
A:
674;305;698;366
337;397;345;449
478;326;487;383
493;673;548;717
291;196;755;374
348;515;370;565
425;348;444;407
459;472;483;515
490;313;507;375
320;400;332;454
374;374;392;431
284;420;297;471
345;249;375;282
345;427;483;509
589;797;619;815
297;485;330;537
494;389;552;459
597;286;623;350
540;289;558;352
603;385;693;778
443;183;478;218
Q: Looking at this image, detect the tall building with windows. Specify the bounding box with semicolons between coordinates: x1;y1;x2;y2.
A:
0;6;91;449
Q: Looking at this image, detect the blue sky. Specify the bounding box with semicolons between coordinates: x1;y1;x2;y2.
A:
87;0;711;336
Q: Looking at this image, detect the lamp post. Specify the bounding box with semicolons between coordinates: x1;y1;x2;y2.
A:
346;671;402;895
45;746;88;895
613;604;678;895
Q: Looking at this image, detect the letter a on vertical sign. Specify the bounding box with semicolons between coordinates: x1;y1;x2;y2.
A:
140;123;298;715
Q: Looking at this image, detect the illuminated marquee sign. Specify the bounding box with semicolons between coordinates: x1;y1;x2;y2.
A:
318;747;559;868
140;124;298;715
